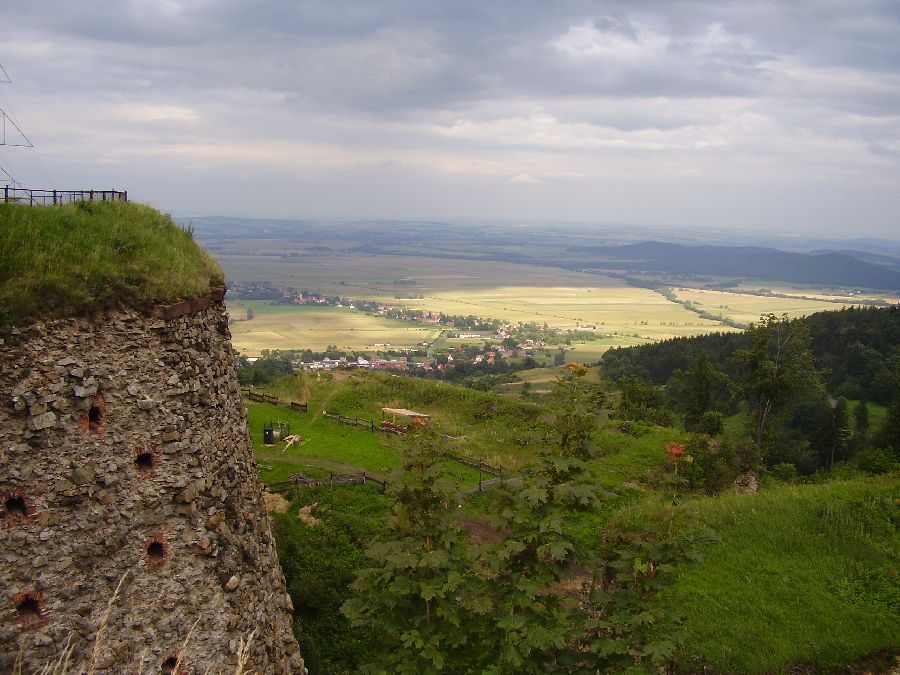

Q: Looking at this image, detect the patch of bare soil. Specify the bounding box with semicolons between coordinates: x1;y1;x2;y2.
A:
459;515;507;545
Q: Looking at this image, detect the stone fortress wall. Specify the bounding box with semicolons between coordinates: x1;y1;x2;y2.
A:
0;293;304;673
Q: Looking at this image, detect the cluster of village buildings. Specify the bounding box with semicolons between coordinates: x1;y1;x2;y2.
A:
296;339;544;373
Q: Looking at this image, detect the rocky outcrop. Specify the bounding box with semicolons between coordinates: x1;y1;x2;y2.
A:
0;300;303;673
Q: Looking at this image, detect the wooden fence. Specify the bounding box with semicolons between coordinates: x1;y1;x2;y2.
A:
443;452;503;478
242;388;308;412
269;471;388;493
322;411;378;432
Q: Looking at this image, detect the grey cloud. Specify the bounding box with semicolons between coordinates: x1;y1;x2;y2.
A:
2;0;899;236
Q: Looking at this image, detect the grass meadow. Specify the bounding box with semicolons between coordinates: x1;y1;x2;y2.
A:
250;371;899;673
650;477;899;672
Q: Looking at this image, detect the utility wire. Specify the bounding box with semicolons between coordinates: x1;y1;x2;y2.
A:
0;62;54;188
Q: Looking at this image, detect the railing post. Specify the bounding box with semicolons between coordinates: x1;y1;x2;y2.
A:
3;185;6;203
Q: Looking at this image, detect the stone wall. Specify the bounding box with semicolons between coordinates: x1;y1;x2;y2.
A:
0;299;304;673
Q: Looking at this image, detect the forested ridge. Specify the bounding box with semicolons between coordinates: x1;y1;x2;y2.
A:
602;306;900;405
602;305;900;476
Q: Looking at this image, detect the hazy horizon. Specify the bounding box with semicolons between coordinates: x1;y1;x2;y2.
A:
3;1;899;237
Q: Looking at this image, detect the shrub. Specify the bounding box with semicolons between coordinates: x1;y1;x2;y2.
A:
682;435;741;495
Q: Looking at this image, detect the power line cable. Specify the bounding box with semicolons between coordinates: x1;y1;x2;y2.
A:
0;61;54;187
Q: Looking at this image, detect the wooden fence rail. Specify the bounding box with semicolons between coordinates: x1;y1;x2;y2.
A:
322;411;378;432
241;388;308;412
443;452;503;478
269;471;387;493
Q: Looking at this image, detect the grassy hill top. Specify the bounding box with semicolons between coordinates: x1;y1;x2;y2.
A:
0;201;224;326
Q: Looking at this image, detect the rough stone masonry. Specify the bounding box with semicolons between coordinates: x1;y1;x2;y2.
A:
0;297;304;673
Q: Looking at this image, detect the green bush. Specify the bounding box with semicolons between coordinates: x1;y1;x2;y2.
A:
682;435;741;494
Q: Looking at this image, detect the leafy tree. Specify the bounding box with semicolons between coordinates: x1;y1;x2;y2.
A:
873;400;900;459
736;314;822;458
479;363;602;672
342;433;484;673
618;376;674;427
669;351;732;430
698;410;726;437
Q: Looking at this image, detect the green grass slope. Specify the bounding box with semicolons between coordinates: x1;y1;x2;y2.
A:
253;372;898;672
0;201;224;325
614;476;899;672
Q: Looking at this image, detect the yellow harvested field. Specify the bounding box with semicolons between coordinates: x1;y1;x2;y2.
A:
731;282;899;304
671;288;865;324
219;253;734;342
226;301;441;356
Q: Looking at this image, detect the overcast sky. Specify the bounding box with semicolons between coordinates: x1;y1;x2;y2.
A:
2;1;899;237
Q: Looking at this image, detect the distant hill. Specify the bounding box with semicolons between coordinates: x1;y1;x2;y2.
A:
578;241;900;290
809;249;900;273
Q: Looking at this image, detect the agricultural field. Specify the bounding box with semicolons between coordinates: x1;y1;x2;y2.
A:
219;253;736;349
226;300;440;356
731;281;900;305
671;287;864;324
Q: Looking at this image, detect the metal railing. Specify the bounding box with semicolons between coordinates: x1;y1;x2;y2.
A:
1;186;127;206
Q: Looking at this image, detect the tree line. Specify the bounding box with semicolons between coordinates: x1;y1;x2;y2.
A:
603;307;900;476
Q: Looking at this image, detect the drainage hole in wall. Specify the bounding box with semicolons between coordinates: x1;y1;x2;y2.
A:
148;541;166;560
135;452;154;470
162;655;179;672
16;596;41;621
88;405;103;430
4;496;27;518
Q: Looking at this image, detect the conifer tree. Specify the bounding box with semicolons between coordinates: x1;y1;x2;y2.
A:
811;397;851;469
854;399;870;440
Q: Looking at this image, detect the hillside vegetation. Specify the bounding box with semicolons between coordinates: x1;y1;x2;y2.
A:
249;367;898;673
0;201;224;325
613;477;899;672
